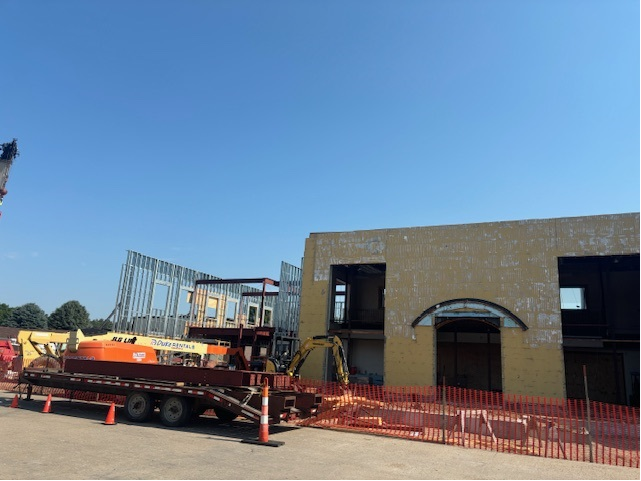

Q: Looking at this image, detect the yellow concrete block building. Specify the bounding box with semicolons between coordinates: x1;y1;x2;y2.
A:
298;213;639;405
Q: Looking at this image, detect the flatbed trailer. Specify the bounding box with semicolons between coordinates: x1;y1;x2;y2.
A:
20;359;321;427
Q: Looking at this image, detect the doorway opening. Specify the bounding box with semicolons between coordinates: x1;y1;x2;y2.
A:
436;317;502;392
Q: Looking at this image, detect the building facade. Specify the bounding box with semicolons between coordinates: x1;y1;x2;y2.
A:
298;213;639;405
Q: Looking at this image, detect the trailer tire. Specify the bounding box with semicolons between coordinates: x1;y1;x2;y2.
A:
159;396;192;427
213;407;238;423
124;392;154;422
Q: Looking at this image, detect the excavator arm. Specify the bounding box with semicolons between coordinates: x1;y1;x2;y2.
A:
286;335;349;385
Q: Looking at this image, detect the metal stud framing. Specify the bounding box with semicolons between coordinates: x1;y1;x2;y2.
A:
112;250;301;341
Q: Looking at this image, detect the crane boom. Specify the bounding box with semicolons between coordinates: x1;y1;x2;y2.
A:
0;139;19;212
16;329;233;370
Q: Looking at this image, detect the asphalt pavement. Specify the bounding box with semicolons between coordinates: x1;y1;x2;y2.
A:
1;391;638;480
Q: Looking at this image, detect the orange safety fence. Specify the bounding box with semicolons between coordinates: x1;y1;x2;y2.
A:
289;379;639;468
2;370;638;468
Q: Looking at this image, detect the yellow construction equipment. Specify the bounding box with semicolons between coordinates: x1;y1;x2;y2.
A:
16;330;72;370
16;329;350;386
266;335;350;385
15;329;233;370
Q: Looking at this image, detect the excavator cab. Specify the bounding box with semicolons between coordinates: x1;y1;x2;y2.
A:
268;335;350;385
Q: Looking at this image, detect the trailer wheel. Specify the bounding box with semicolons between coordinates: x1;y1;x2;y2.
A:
213;407;238;423
159;396;192;427
124;392;154;422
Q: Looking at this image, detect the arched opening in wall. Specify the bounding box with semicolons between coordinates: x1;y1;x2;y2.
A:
436;318;502;392
413;299;527;392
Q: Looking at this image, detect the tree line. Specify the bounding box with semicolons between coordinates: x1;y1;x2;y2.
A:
0;301;112;331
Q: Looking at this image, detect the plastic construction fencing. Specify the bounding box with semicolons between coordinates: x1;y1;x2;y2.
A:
290;380;639;468
2;370;638;468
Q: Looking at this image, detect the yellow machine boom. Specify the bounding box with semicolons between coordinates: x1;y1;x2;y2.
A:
286;335;350;385
16;329;230;370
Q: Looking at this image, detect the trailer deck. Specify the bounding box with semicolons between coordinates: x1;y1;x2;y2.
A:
20;360;321;426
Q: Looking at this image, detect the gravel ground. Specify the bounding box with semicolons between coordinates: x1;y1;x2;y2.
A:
1;391;638;480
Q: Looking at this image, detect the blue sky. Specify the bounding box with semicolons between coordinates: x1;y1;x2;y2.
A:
1;1;638;320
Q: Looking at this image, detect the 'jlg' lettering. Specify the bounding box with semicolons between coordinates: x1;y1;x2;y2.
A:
111;336;137;344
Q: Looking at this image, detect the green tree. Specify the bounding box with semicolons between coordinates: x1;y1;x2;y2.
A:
48;300;90;330
86;318;113;331
0;303;14;326
9;303;48;329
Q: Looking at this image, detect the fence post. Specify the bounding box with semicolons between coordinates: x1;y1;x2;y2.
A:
441;375;446;444
583;365;594;463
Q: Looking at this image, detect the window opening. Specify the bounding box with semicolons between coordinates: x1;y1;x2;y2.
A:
334;283;346;322
226;300;237;322
560;287;586;310
248;305;258;325
263;308;272;326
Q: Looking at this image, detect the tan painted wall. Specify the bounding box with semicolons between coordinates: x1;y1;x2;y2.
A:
298;213;640;398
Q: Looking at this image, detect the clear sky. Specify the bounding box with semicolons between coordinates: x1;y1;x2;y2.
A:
1;1;639;320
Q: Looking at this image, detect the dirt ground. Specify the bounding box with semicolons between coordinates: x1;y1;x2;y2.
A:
1;391;638;480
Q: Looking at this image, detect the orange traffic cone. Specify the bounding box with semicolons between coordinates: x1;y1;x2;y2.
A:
104;402;116;425
241;378;284;447
258;379;270;443
10;395;19;408
42;394;52;413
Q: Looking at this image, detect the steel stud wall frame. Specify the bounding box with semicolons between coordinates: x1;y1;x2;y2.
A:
111;250;301;340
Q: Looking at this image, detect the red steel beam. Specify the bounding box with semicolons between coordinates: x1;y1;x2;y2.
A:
64;359;291;388
195;278;279;287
